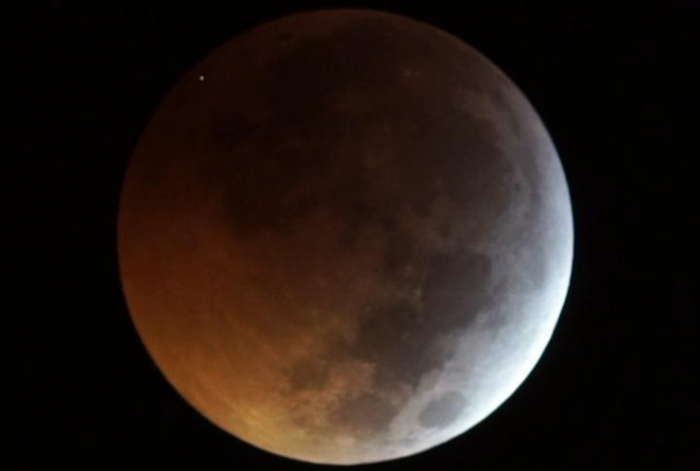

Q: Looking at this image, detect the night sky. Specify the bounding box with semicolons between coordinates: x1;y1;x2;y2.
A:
11;1;697;469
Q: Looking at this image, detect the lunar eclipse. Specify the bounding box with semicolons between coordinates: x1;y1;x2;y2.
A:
118;9;573;465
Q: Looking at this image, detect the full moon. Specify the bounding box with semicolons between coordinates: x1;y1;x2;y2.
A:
118;9;573;465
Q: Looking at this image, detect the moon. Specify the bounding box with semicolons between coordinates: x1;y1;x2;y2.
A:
118;9;573;465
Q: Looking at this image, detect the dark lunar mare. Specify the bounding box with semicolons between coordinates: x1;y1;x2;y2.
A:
205;17;526;438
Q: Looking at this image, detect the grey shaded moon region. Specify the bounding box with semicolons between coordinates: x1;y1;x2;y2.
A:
118;9;574;465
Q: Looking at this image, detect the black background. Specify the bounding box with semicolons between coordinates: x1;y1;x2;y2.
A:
11;1;697;469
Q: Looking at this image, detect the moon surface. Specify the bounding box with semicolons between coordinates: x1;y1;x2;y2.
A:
118;9;573;465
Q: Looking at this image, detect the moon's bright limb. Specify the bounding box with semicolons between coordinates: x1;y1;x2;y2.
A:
118;9;573;465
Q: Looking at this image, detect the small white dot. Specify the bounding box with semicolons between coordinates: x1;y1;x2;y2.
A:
199;75;205;81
